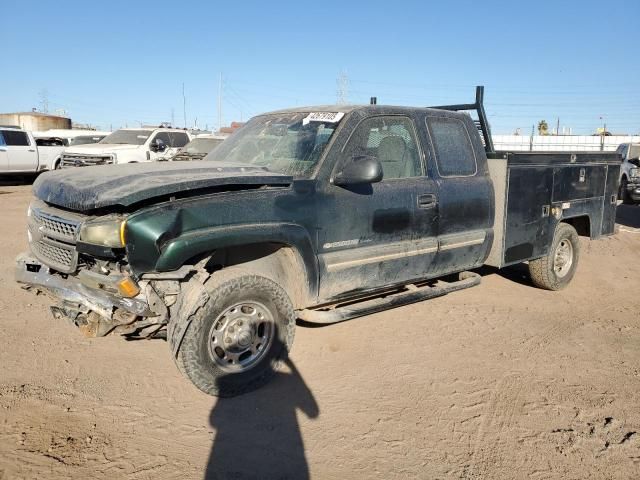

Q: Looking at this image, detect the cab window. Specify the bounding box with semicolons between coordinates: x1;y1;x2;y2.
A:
1;129;30;146
426;117;477;177
340;116;422;180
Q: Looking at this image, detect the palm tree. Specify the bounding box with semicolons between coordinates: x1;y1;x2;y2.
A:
538;120;549;136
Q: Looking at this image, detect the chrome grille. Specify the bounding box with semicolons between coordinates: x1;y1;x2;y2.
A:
61;153;114;167
32;209;79;242
28;201;85;273
31;239;76;272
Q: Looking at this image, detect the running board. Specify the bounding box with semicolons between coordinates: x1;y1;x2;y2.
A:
297;271;481;325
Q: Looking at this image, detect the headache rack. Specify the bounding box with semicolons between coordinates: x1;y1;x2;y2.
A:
431;85;495;155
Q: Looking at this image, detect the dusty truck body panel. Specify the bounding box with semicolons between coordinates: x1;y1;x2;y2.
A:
15;87;621;396
486;152;620;268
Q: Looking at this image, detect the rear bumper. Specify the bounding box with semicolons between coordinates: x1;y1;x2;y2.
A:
15;253;152;319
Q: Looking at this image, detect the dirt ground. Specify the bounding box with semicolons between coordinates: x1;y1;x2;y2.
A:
1;183;639;480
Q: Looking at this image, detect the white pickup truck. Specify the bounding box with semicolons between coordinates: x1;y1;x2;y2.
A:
616;143;640;204
0;127;47;174
34;130;109;170
60;128;192;167
0;127;110;174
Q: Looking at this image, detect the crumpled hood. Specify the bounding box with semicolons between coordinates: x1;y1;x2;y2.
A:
63;143;143;155
33;161;292;211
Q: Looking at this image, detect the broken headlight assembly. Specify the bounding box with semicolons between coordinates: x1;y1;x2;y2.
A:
79;216;127;248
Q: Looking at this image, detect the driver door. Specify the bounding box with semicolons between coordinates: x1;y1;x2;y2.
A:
316;115;439;301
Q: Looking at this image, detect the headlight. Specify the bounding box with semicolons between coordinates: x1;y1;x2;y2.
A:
79;217;127;248
630;167;640;179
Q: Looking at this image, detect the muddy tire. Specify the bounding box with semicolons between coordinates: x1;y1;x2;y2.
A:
528;223;580;291
174;273;295;397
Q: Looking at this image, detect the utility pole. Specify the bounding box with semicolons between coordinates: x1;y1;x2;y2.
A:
182;83;187;129
556;118;560;136
171;108;175;127
336;70;348;104
218;72;223;133
530;125;534;151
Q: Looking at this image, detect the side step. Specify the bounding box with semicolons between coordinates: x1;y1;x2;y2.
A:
297;271;481;325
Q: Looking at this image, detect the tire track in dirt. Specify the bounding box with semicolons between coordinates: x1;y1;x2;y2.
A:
464;374;524;479
464;302;615;478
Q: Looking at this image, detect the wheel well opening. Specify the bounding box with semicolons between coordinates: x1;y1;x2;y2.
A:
562;216;590;237
190;243;311;309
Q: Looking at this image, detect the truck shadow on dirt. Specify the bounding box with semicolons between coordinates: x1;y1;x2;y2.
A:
476;264;533;287
616;204;640;229
205;351;319;479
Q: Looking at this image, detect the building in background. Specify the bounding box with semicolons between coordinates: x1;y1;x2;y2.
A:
217;121;245;137
0;111;71;130
0;111;71;131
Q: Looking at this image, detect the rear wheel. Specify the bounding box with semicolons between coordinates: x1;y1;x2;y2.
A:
173;273;295;397
528;223;580;291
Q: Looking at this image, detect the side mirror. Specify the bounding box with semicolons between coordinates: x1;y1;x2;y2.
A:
334;154;383;186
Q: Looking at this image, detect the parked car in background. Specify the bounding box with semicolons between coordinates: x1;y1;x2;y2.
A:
60;128;192;167
616;143;640;204
0;127;47;174
168;134;226;161
33;130;109;170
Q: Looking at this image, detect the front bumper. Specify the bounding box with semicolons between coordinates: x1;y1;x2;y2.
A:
627;182;640;201
15;253;152;320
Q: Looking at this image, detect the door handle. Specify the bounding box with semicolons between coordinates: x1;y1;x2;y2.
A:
28;149;36;152
417;193;437;209
0;147;7;152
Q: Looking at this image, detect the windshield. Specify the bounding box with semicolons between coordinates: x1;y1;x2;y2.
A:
182;138;224;155
204;112;342;177
70;135;105;146
99;129;152;145
629;145;640;160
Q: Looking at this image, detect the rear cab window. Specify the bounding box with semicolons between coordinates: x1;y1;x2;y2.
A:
426;116;477;177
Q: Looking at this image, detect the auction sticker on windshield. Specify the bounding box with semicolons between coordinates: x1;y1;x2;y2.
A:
302;112;344;126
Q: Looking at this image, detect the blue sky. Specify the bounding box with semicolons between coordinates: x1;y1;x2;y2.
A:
1;0;638;134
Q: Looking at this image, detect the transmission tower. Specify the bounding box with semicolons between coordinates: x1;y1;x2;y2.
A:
336;70;349;104
39;89;49;113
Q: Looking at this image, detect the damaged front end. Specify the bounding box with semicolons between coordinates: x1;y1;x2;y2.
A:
15;199;174;338
15;253;171;338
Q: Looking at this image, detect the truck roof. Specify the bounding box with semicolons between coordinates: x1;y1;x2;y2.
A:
33;129;111;138
117;127;189;133
263;104;466;117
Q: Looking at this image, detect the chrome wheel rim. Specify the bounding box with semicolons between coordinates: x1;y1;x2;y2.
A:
208;301;274;373
553;239;573;278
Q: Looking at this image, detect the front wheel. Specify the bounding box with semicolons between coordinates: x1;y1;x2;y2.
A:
173;274;295;397
528;223;580;291
620;177;634;204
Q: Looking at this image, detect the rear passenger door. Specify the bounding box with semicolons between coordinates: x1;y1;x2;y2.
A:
317;114;440;301
1;130;37;172
423;114;493;276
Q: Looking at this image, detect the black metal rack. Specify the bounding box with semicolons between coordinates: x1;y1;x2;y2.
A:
431;86;495;155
